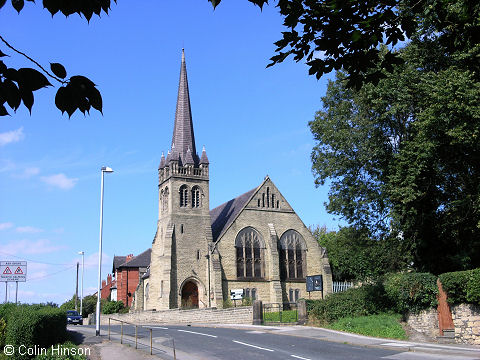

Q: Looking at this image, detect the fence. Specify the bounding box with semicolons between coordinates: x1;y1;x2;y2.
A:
263;302;298;323
108;318;177;358
332;281;354;293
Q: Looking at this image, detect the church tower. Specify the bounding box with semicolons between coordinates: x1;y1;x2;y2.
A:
147;50;214;310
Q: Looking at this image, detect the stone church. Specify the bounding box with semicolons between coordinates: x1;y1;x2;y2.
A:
135;50;332;311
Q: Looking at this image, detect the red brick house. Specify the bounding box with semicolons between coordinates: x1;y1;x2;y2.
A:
102;249;151;307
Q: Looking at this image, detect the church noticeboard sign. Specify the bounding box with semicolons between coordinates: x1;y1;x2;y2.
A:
306;275;322;292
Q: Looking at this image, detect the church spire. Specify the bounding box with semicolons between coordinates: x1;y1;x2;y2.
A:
171;48;197;165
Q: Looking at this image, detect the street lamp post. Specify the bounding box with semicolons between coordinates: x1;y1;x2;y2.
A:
96;166;113;336
78;251;84;317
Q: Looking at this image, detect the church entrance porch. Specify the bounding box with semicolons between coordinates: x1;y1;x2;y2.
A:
181;281;199;309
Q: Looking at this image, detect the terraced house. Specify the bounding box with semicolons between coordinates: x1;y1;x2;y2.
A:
134;50;332;311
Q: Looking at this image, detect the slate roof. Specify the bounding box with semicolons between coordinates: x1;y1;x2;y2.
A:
117;248;151;269
210;187;257;242
171;49;197;165
112;256;127;273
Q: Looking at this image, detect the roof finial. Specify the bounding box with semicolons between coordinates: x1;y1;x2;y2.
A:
182;48;185;63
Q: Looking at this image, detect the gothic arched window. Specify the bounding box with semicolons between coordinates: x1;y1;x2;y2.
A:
279;230;307;280
235;227;265;279
179;185;188;207
192;186;201;208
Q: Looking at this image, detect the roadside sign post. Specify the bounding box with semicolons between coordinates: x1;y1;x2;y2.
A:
230;289;244;308
306;274;323;299
1;261;27;304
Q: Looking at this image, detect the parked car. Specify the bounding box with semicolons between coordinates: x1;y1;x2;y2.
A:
66;310;83;325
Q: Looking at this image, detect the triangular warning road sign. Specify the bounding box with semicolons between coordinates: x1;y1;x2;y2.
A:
3;267;12;274
14;267;23;274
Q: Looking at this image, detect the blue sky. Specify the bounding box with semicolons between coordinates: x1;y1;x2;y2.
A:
0;1;340;305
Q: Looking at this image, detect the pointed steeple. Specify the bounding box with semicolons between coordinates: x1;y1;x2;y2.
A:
200;145;209;164
159;152;165;169
171;48;197;165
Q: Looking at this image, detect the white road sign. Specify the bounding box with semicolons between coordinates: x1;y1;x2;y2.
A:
0;261;27;282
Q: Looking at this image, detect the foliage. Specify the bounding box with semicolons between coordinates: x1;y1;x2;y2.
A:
466;269;480;305
241;297;252;306
438;270;470;305
60;294;99;318
440;268;480;305
222;299;233;309
212;0;480;89
328;313;407;340
0;318;6;349
383;272;438;314
34;341;87;360
311;225;410;281
101;300;125;314
4;305;66;360
307;283;390;323
310;33;480;274
0;1;109;117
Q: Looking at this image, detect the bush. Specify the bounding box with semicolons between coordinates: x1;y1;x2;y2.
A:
383;272;438;314
308;283;390;323
102;301;125;314
4;305;67;360
439;268;480;305
438;270;470;305
466;269;480;305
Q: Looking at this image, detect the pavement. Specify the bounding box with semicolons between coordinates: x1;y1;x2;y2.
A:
68;324;480;360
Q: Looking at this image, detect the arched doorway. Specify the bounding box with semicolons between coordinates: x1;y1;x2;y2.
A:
181;281;199;309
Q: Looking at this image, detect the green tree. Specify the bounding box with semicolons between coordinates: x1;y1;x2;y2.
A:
310;34;480;274
311;225;410;281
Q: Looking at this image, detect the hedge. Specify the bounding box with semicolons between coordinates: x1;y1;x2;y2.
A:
439;268;480;305
307;272;438;324
383;272;438;314
4;305;67;360
307;283;391;323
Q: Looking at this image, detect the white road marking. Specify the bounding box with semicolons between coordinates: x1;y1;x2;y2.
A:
247;331;265;334
150;326;168;329
177;329;217;338
291;355;312;360
232;340;274;352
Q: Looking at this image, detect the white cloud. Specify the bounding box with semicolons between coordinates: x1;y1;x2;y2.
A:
40;173;78;190
0;127;25;146
16;226;44;234
0;239;65;255
0;222;14;231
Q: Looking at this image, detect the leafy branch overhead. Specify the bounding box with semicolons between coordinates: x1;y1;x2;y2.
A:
211;0;479;89
0;0;114;117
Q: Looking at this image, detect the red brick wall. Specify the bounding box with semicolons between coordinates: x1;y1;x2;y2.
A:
116;268;139;307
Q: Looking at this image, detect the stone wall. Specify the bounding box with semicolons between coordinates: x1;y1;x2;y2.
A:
100;306;253;326
407;304;480;345
406;309;439;339
451;303;480;345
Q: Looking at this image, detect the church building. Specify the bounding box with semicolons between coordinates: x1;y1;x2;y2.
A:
135;50;332;311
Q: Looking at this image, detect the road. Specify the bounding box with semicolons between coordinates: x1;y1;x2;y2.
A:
82;324;479;360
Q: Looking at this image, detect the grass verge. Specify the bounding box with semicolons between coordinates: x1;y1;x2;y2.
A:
263;309;298;323
327;313;407;340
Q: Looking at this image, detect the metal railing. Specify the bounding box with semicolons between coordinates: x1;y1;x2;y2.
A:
332;281;354;293
263;302;298;324
108;318;176;358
